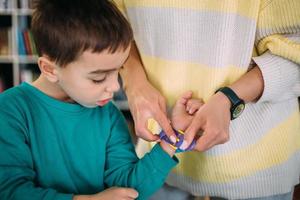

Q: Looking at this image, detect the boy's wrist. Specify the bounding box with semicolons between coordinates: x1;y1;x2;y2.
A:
159;140;176;156
73;195;93;200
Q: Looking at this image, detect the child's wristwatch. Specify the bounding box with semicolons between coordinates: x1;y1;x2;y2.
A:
216;87;245;120
147;118;196;152
159;129;196;153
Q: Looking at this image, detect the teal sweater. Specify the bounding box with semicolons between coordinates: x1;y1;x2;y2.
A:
0;82;178;200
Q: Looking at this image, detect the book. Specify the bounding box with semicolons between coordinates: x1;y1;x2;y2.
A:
0;28;11;55
17;0;34;9
28;30;37;55
18;30;26;55
22;30;32;55
18;0;28;9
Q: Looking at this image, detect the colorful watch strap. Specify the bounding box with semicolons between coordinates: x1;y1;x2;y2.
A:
159;129;196;153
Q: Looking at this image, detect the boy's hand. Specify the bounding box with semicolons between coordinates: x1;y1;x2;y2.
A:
73;187;139;200
171;91;204;131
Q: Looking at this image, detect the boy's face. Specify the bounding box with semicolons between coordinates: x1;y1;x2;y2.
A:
55;46;130;108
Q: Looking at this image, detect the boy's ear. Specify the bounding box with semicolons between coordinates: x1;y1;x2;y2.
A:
38;56;59;83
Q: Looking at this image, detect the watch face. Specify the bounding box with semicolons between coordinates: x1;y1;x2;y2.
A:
232;103;245;119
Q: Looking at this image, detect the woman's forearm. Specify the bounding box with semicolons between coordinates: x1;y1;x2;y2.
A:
228;66;264;103
120;41;149;93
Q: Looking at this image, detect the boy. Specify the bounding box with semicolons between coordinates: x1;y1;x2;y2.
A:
0;0;184;199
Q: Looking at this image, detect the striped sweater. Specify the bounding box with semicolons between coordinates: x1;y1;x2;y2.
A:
114;0;300;199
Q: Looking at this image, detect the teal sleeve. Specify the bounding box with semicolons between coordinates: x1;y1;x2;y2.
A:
104;104;178;200
0;109;73;200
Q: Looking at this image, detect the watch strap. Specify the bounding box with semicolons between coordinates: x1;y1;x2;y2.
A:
216;86;245;120
216;87;241;106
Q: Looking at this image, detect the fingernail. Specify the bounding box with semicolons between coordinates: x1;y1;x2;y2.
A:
134;192;139;198
180;140;188;150
170;135;177;144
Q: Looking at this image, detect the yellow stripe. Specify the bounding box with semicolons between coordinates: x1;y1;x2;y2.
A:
124;0;259;19
257;0;300;29
140;55;247;107
172;110;300;183
112;0;128;17
257;34;300;64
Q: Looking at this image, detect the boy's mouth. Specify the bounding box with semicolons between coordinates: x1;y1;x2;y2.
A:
96;98;112;106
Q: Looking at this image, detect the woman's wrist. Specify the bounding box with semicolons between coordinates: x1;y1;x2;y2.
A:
228;66;264;103
123;77;149;95
212;91;232;110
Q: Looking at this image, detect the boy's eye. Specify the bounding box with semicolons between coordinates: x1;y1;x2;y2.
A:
92;78;105;84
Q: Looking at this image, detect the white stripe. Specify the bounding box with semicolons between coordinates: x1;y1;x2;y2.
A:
206;99;299;156
127;8;256;68
167;151;300;199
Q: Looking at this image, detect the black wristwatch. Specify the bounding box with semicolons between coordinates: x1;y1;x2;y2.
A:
216;87;245;120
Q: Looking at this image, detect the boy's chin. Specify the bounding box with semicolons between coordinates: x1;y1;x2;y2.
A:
85;105;98;108
77;100;110;108
77;102;99;108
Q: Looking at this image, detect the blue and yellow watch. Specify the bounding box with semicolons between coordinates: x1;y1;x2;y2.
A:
147;118;196;153
159;129;196;153
216;87;245;120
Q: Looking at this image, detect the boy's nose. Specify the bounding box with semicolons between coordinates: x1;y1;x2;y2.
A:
106;76;120;93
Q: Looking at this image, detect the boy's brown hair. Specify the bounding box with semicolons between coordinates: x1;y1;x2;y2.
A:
31;0;133;67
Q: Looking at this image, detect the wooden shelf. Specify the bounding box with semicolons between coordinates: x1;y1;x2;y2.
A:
0;9;16;15
0;55;14;63
15;9;33;15
18;55;38;63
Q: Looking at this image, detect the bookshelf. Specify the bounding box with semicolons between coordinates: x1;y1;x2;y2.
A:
0;0;129;110
0;0;38;93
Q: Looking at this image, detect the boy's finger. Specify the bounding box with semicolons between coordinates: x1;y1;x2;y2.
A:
188;103;204;114
124;188;139;199
186;99;204;109
181;91;193;99
177;91;193;106
188;107;197;114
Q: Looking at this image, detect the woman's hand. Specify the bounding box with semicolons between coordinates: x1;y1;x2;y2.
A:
181;92;231;151
126;80;176;143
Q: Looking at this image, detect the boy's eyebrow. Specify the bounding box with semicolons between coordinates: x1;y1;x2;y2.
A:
88;68;118;75
88;55;129;75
